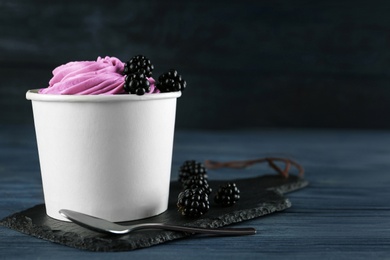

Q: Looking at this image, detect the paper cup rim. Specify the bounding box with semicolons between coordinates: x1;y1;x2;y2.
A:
26;89;182;102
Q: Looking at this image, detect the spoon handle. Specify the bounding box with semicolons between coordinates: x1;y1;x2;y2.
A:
59;209;256;236
129;223;256;236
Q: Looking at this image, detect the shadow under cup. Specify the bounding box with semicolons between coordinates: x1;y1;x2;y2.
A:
26;89;181;222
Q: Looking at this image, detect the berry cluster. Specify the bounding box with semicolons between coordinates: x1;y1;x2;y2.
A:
177;188;210;218
177;160;210;218
183;175;212;195
124;55;154;77
214;182;240;206
178;160;208;184
123;55;186;96
176;160;240;218
157;69;187;92
123;73;150;95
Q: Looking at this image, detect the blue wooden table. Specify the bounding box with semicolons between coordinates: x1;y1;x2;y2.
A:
1;124;389;259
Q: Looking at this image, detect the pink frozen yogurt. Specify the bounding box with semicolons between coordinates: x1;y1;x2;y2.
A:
39;56;158;95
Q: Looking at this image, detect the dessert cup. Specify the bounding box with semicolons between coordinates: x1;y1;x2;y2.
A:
26;89;181;222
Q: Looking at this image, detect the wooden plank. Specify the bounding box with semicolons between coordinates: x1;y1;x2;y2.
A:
0;125;389;258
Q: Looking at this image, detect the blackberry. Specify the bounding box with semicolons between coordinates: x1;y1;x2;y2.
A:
178;160;207;184
183;175;212;195
156;69;186;93
123;73;150;95
214;182;240;207
124;55;154;77
177;188;210;218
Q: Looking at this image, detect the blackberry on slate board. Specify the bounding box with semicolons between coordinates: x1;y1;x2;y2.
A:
214;182;240;207
177;188;210;218
178;160;208;184
183;175;212;195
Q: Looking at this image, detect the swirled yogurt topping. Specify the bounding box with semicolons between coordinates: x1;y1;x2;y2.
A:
39;56;158;95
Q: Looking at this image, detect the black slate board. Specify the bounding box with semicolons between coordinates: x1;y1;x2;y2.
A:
0;175;308;252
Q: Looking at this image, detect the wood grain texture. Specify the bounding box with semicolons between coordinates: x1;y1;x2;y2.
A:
1;1;390;129
0;124;389;259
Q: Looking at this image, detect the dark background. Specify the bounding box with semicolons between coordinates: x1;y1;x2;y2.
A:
1;0;390;130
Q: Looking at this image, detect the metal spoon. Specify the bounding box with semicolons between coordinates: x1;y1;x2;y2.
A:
59;209;256;236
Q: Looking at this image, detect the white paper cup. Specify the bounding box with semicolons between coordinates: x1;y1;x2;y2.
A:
26;89;181;222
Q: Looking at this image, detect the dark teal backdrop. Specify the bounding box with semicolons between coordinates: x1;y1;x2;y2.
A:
1;0;390;129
